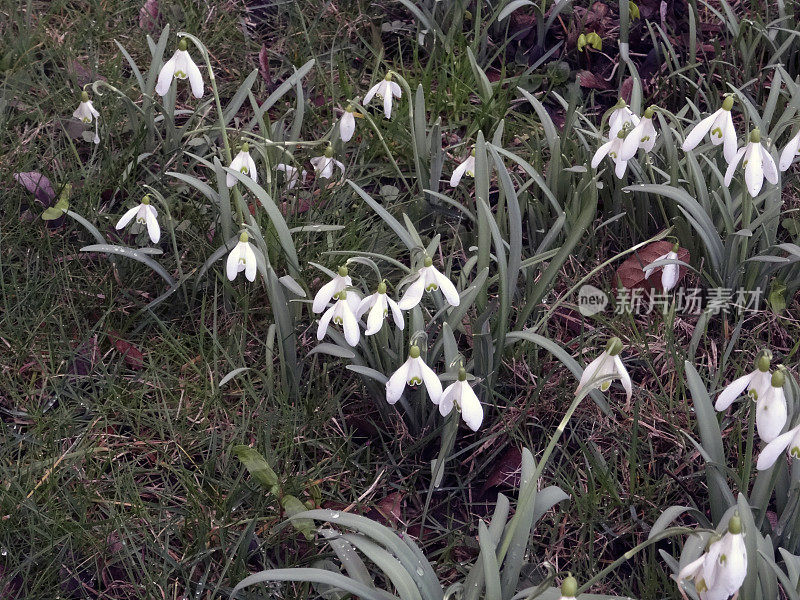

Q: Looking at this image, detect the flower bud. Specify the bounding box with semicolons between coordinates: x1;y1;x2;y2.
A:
772;369;785;388
756;353;771;372
722;96;734;111
728;513;742;535
605;337;623;356
377;280;387;294
561;576;578;598
644;106;655;119
324;144;334;158
241;142;249;153
671;242;680;253
142;195;151;205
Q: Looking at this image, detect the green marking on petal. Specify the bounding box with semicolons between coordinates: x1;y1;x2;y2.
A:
600;381;611;391
791;446;800;459
408;376;422;386
175;70;187;79
609;151;617;159
425;283;439;292
334;316;343;325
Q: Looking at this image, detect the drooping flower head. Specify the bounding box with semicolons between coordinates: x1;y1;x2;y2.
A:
115;194;160;244
155;38;204;98
450;148;476;187
385;344;442;404
558;576;578;600
715;352;772;411
779;129;800;172
226;231;258;282
276;163;303;189
317;290;360;347
363;73;402;119
439;368;483;431
756;369;787;443
591;128;632;179
608;98;640;139
620;105;658;161
682;95;737;164
340;104;357;142
397;256;460;310
226;142;257;188
356;280;404;335
723;128;779;198
310;144;345;181
643;242;680;292
73;91;99;124
313;265;352;313
576;337;632;403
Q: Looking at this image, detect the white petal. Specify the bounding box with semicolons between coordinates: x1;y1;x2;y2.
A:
383;87;393;119
641;120;657;152
591;141;614;168
244;243;257;281
155;53;177;96
313;277;340;313
756;427;798;470
418;359;443;404
356;293;375;319
317;305;336;341
644;252;670;280
334;160;345;177
614;156;628;179
661;262;679;291
386;359;411;404
227;152;245;188
115;206;140;230
449;160;470;187
341;303;360;346
619;121;644;161
458;383;483;431
723;147;746;187
676;555;706;582
439;383;456;416
681;110;719;151
750;370;772;401
577;353;608;394
757;388;787;442
715;372;754;410
144;206;161;243
340;111;356;142
744;143;764;197
433;268;460;306
186;54;204;98
614;356;632;403
387;297;405;330
389;81;402;98
226;244;242;281
762;148;778;184
397;274;426;310
722;113;738;164
780;131;800;171
363;82;381;106
365;296;386;335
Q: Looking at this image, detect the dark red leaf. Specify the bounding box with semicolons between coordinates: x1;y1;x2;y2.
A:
258;45;271;87
139;0;162;33
615;240;690;292
109;331;145;370
14;172;55;206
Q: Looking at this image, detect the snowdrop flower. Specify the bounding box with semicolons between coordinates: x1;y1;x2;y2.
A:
591;130;631;179
115;195;160;243
363;73;402;119
620;105;658;161
226;143;257;188
756;369;787;443
339;105;357;142
226;231;258;282
558;576;578;600
449;149;475;187
608;98;640;138
724;128;778;197
397;256;460;310
311;145;345;180
576;337;632;404
317;290;360;347
675;514;747;600
385;345;442;404
439;368;483;431
714;353;772;411
155;38;203;98
682;96;737;164
313;266;352;314
73;91;100;144
276;163;302;189
779;129;800;171
356;281;404;335
644;243;680;292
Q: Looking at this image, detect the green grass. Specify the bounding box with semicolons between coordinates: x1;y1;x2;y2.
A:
3;0;800;598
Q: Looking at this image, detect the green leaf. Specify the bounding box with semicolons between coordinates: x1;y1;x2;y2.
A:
232;568;399;600
233;445;280;495
80;244;175;287
282;495;315;540
466;47;492;102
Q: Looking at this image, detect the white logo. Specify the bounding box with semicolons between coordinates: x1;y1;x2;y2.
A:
578;285;608;316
